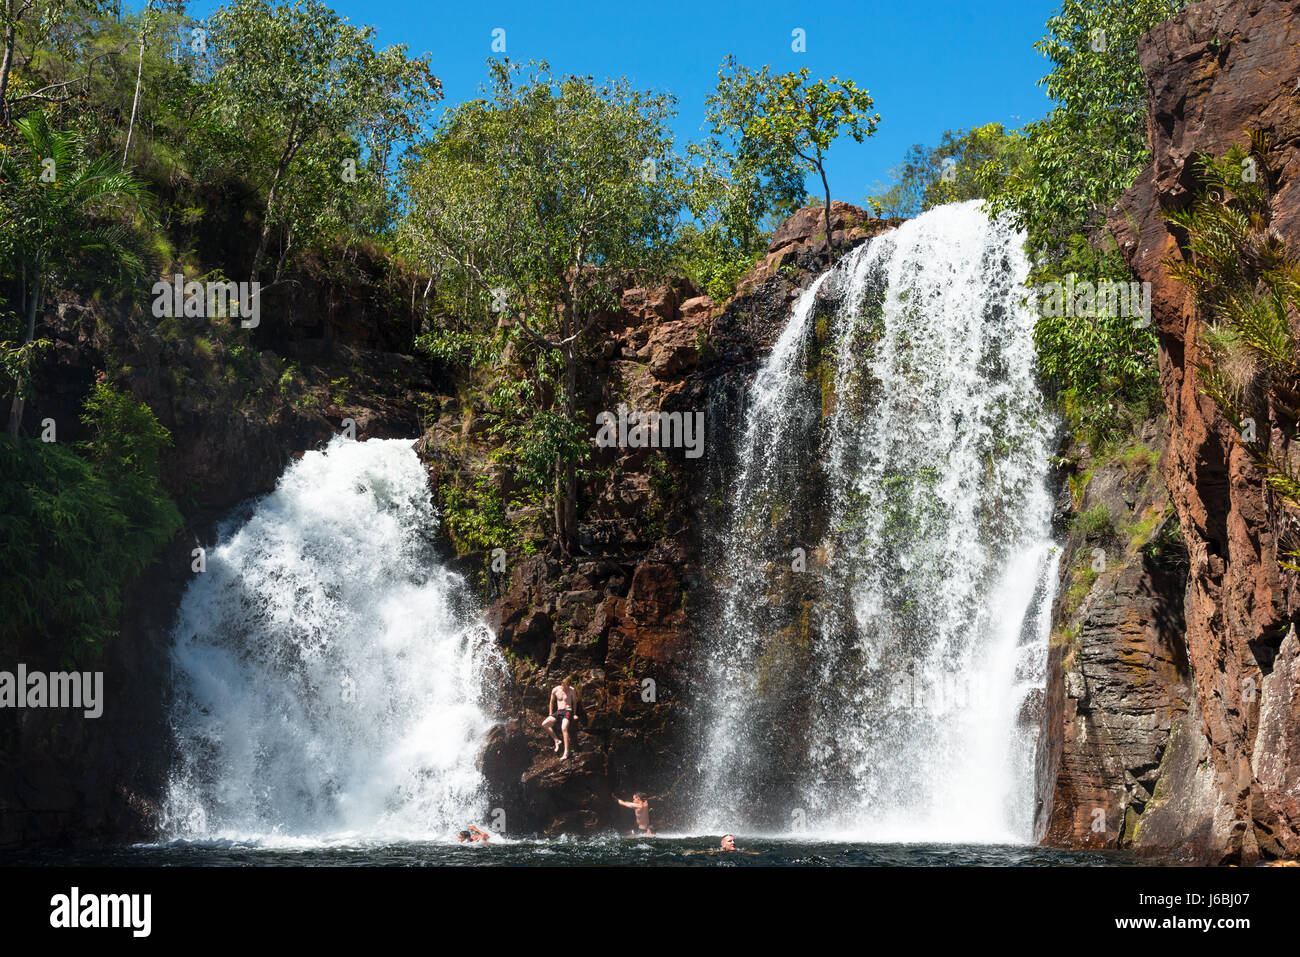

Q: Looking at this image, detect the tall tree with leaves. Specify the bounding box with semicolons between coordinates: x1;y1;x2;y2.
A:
678;56;806;298
739;66;880;252
1;112;148;437
977;0;1186;444
401;59;683;549
201;0;441;284
988;0;1186;263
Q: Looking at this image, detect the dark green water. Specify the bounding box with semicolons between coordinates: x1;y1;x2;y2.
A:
6;837;1154;867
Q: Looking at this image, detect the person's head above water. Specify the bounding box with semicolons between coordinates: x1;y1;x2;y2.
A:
720;834;736;851
457;830;472;842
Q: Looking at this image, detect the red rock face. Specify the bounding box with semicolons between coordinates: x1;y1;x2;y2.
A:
1105;0;1300;862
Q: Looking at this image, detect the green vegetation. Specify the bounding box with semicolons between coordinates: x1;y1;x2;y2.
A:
0;385;180;656
400;59;682;550
991;0;1184;447
867;123;1027;218
869;0;1187;450
738;66;879;253
202;0;441;284
1164;135;1300;569
680;58;879;298
1072;503;1115;541
1;110;149;435
678;56;803;300
0;0;442;653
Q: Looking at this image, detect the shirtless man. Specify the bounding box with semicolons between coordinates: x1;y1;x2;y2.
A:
541;675;578;760
616;792;653;836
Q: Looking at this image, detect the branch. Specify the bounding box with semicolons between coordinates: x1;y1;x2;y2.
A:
9;48;124;105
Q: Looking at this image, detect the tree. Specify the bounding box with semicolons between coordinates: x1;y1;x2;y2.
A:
0;0;124;126
987;0;1186;265
0;383;181;654
200;0;441;284
742;67;880;252
678;56;806;298
867;124;1028;218
121;1;186;170
866;142;935;219
978;0;1186;445
690;57;807;250
1;111;148;437
401;59;683;549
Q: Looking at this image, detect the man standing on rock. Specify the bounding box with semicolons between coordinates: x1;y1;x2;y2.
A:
542;674;579;760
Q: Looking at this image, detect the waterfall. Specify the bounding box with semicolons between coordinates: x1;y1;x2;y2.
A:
161;437;504;843
691;202;1058;842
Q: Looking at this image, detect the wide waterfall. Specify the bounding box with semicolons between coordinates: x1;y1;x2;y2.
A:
161;437;503;843
691;201;1058;842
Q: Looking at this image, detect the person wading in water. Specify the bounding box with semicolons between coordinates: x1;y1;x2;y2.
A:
616;792;653;836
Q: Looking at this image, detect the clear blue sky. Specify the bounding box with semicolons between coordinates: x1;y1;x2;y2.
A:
180;0;1060;203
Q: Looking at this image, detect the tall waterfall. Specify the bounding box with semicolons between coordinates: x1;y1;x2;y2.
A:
691;202;1058;842
161;437;503;843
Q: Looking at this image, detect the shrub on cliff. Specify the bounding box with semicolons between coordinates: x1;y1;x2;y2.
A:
399;59;682;551
1166;135;1300;568
0;385;180;657
0;111;151;438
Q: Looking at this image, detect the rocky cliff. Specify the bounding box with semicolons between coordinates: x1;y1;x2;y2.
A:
471;202;897;834
0;198;893;845
1044;0;1300;863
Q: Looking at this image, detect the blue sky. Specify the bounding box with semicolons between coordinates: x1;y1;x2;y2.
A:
179;0;1061;203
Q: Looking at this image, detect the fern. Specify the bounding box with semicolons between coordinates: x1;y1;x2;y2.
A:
1164;132;1300;568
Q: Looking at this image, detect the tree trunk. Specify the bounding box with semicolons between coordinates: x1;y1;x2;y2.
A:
0;0;18;126
553;461;565;549
250;114;301;284
121;2;154;170
818;160;834;253
561;339;578;551
7;278;41;438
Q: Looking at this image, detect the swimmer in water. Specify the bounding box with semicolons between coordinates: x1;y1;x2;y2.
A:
616;792;653;836
684;834;757;855
457;825;491;844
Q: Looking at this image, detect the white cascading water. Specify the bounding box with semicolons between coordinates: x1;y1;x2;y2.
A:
161;437;504;843
693;202;1058;842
